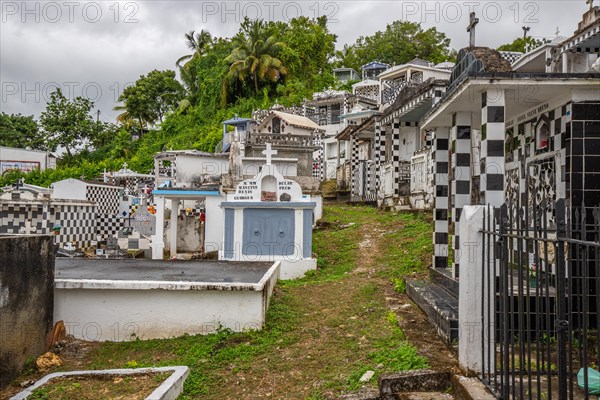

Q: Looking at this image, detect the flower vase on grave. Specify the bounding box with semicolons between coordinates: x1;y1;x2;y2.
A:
529;263;538;288
529;276;538;288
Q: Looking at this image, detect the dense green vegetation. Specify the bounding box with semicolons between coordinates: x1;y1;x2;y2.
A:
1;17;454;188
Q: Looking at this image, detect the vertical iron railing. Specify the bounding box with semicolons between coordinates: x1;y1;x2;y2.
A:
480;199;600;399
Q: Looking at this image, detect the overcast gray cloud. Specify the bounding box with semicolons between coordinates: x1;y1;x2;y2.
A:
0;0;588;121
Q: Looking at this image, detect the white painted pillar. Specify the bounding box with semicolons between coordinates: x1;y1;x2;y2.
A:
458;205;494;373
152;196;165;259
170;198;179;257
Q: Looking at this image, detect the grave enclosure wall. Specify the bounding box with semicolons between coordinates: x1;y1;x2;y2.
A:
0;235;54;388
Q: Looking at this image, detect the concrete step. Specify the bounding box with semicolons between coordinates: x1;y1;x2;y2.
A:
429;267;459;298
406;280;458;344
396;393;454;400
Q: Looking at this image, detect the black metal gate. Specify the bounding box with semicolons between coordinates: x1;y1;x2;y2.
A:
480;199;600;399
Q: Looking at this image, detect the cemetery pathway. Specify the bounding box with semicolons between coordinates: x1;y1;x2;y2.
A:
0;203;459;400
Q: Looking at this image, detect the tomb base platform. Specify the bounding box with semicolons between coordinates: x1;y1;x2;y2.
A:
279;258;317;280
54;259;279;341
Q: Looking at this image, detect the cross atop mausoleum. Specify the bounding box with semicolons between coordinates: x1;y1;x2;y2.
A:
262;143;277;165
467;12;479;47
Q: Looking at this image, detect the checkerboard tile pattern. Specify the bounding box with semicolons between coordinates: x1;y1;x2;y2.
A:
97;213;126;238
54;204;96;246
480;90;506;207
1;200;130;248
374;121;386;191
433;127;450;269
86;185;120;214
499;51;524;65
451;112;472;278
350;134;360;198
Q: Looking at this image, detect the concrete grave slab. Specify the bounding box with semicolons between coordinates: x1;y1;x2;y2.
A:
10;366;189;400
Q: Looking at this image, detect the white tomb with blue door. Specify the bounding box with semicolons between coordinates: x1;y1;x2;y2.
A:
219;144;317;279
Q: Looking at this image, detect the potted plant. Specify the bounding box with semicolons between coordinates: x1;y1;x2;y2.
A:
52;224;62;235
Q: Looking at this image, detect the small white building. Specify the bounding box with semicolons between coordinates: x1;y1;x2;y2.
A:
52;178;122;215
0;146;57;173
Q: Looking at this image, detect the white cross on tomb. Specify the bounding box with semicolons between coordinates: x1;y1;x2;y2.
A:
262;143;277;166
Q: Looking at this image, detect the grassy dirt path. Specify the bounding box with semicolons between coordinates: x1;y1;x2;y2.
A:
0;203;458;400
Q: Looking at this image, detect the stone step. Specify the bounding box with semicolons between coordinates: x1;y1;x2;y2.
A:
396;392;454;400
429;267;459;298
406;280;459;344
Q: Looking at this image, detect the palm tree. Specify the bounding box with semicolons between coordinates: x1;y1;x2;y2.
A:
225;19;288;94
176;30;212;68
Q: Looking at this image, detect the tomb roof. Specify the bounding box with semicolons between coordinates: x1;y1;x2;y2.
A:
461;47;513;72
256;110;323;132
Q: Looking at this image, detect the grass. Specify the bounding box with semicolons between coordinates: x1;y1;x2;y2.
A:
31;203;435;399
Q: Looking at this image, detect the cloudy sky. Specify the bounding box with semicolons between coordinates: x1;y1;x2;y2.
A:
0;0;588;121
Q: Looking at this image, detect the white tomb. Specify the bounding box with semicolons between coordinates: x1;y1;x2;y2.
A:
219;144;318;279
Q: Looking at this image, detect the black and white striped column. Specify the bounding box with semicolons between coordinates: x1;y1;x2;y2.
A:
374;120;386;193
433;127;450;269
392;117;402;196
350;133;360;199
480;90;506;206
451;112;472;278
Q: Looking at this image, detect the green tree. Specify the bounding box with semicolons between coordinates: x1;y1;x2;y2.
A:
0;113;42;149
342;21;453;71
176;29;213;68
39;89;95;158
277;16;337;89
177;30;214;97
116;69;185;135
498;36;545;53
225;18;288;94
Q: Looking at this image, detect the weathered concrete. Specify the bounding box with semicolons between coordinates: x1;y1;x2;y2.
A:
54;259;280;340
458;206;494;374
55;259;272;284
452;375;496;400
379;370;453;399
10;366;189;400
0;234;55;388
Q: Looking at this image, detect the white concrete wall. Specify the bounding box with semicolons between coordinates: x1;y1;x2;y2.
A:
241;159;297;177
165;216;202;253
0;147;55;172
176;155;229;188
55;289;263;341
54;263;280;341
204;195;225;253
51;179;87;201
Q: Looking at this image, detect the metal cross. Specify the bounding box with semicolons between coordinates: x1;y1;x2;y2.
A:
522;26;531;38
555;26;560;37
262;143;277;165
467;12;479;47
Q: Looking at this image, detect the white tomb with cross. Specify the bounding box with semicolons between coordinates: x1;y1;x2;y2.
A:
219;144;317;279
